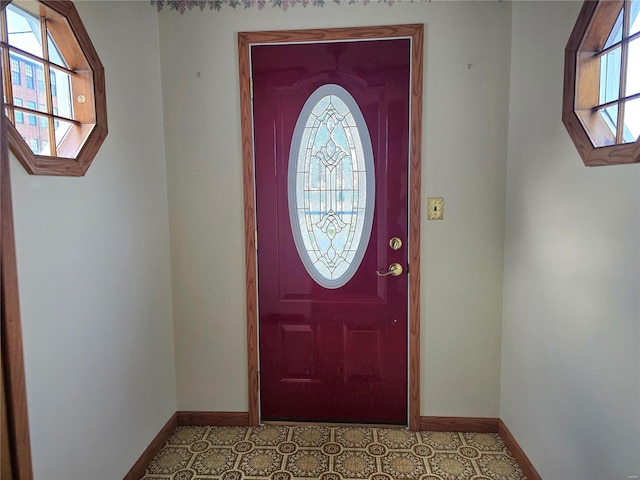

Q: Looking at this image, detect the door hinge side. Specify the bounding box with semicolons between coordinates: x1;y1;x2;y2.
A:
250;77;254;100
254;229;258;250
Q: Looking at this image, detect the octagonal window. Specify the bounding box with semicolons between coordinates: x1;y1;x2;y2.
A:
1;0;107;176
563;0;640;166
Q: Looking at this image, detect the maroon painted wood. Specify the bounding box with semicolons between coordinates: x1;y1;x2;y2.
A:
253;39;410;424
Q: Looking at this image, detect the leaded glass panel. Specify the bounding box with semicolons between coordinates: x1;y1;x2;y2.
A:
288;84;374;289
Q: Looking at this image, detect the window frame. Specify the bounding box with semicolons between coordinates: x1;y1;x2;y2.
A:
9;55;19;84
36;66;44;91
24;62;33;89
563;0;640;166
26;100;35;125
1;0;107;176
13;95;22;122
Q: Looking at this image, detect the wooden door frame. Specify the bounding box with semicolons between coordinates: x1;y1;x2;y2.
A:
1;49;35;479
238;24;423;431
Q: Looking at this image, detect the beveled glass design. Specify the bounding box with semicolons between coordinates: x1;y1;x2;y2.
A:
288;84;374;289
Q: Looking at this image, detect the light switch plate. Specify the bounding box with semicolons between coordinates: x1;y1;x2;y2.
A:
427;197;444;220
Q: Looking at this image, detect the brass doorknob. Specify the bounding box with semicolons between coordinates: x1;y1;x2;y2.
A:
376;263;403;277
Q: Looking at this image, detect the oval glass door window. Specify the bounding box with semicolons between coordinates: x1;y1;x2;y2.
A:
288;84;375;289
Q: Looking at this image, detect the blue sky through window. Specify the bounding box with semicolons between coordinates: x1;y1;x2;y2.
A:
598;0;640;142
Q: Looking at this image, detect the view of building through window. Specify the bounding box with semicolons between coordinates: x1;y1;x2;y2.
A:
2;1;74;156
2;0;106;176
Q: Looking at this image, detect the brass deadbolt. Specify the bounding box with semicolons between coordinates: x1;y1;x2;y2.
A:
389;237;403;250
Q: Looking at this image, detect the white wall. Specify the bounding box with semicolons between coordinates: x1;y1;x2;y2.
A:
10;2;177;479
159;1;511;417
502;2;640;479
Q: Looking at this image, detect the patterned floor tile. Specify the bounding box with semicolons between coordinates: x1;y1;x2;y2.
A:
139;425;526;480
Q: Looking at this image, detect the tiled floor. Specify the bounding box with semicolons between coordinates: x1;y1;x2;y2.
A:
140;424;526;480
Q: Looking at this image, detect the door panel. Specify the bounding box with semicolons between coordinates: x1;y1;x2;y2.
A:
253;39;410;424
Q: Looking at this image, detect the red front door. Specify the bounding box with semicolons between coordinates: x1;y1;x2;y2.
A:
252;38;410;424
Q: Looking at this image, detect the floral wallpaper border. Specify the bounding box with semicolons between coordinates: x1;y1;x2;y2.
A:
152;0;403;13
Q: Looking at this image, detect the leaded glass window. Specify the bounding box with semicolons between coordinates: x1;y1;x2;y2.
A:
288;84;374;289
